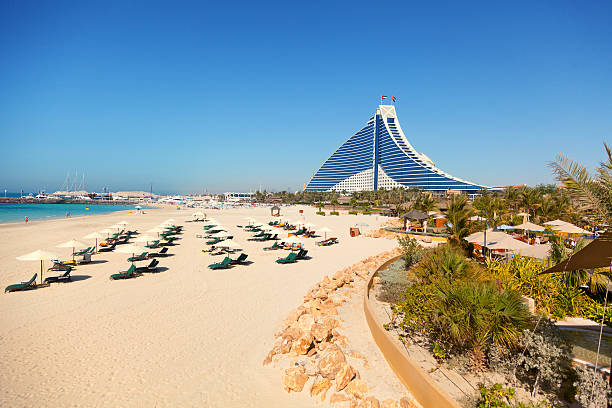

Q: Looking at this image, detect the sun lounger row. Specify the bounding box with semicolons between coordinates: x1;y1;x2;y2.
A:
316;237;339;246
276;249;308;264
208;253;249;270
110;259;161;280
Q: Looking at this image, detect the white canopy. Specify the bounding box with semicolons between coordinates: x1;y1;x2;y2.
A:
57;239;88;249
285;235;303;244
147;227;166;233
211;231;230;238
116;221;129;226
84;231;105;239
114;244;148;254
319;227;332;233
513;222;545;232
485;235;532;251
304;222;316;229
552;223;590;235
17;249;60;261
133;234;157;242
218;239;240;248
543;219;570;226
465;230;509;244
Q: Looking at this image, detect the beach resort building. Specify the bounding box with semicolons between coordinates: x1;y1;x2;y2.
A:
305;105;487;193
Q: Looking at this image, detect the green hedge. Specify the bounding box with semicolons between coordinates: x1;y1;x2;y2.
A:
316;211;326;216
348;210;358;215
329;211;339;216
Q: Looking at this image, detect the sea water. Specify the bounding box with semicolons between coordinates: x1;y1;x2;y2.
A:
0;203;143;224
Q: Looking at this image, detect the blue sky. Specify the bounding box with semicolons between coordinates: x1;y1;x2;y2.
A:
1;1;610;194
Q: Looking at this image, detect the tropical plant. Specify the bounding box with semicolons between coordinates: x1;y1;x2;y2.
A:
572;365;612;408
414;245;484;284
431;280;531;352
445;194;474;248
397;236;424;270
550;142;612;223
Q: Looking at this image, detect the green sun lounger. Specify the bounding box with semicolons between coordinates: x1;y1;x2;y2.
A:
276;252;298;264
73;247;92;256
5;273;37;293
208;256;232;270
230;253;248;265
145;240;160;249
44;270;72;284
206;237;222;245
127;252;148;262
264;242;280;251
110;264;139;280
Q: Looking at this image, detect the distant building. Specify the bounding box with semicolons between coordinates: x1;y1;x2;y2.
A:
306;105;488;193
224;192;254;202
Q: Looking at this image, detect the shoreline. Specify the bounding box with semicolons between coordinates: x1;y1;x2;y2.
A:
0;206;159;228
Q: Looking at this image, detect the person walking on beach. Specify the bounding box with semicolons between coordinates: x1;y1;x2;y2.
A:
24;216;28;223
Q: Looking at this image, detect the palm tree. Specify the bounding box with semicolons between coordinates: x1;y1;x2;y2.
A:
445;194;474;247
520;187;541;219
504;187;521;213
550;143;612;223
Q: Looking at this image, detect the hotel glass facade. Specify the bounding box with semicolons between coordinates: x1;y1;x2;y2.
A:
305;105;486;193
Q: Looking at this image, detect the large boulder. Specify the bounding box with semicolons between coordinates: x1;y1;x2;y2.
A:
317;343;346;379
282;366;309;393
345;378;368;399
296;313;316;333
358;397;381;408
334;362;356;391
310;376;332;402
289;334;313;356
381;399;400;408
399;397;418;408
311;323;331;342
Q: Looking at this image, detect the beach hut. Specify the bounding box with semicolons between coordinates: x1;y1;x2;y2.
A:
271;205;280;217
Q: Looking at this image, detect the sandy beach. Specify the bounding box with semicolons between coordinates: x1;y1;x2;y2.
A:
0;205;399;407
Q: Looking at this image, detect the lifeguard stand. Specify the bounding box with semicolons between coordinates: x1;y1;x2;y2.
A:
271;205;281;217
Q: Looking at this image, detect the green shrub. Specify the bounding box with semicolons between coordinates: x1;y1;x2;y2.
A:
362;210;371;215
414;245;485;284
348;210;358;215
316;211;326;216
329;211;339;216
475;384;550;407
432;280;531;352
397;236;424;270
573;365;612;408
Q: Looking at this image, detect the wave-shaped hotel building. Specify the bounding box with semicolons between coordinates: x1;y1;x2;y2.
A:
305;105;487;193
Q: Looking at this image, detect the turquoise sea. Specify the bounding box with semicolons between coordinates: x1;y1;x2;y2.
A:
0;203;143;224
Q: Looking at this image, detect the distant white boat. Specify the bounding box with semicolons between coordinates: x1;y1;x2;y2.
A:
35;194;50;199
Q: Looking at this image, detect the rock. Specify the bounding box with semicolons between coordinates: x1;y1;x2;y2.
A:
304;359;319;376
358;397;380;408
296;314;316;333
282;366;309;393
307;347;317;357
262;351;274;366
283;308;306;327
321;316;339;330
334;362;355;391
345;379;368;399
328;293;347;306
280;337;293;354
281;327;305;341
399;397;417;408
318;343;346;379
290;334;313;355
310;376;332;401
372;276;382;285
330;393;353;404
381;399;399;408
311;323;331;342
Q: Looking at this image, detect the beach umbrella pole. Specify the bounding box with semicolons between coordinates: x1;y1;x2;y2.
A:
40;260;43;285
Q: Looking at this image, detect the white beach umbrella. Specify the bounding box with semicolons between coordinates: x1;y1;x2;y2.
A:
57;239;88;261
163;218;175;224
133;234;157;244
218;239;240;249
84;231;105;252
116;221;129;226
211;231;230;238
17;249;61;284
543;219;570;226
304;222;317;229
513;222;545;232
466;230;510;245
285;235;303;249
319;226;332;240
114;244;149;263
552;223;590;235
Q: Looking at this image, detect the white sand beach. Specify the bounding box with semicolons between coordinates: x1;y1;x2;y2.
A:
0;205;400;407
